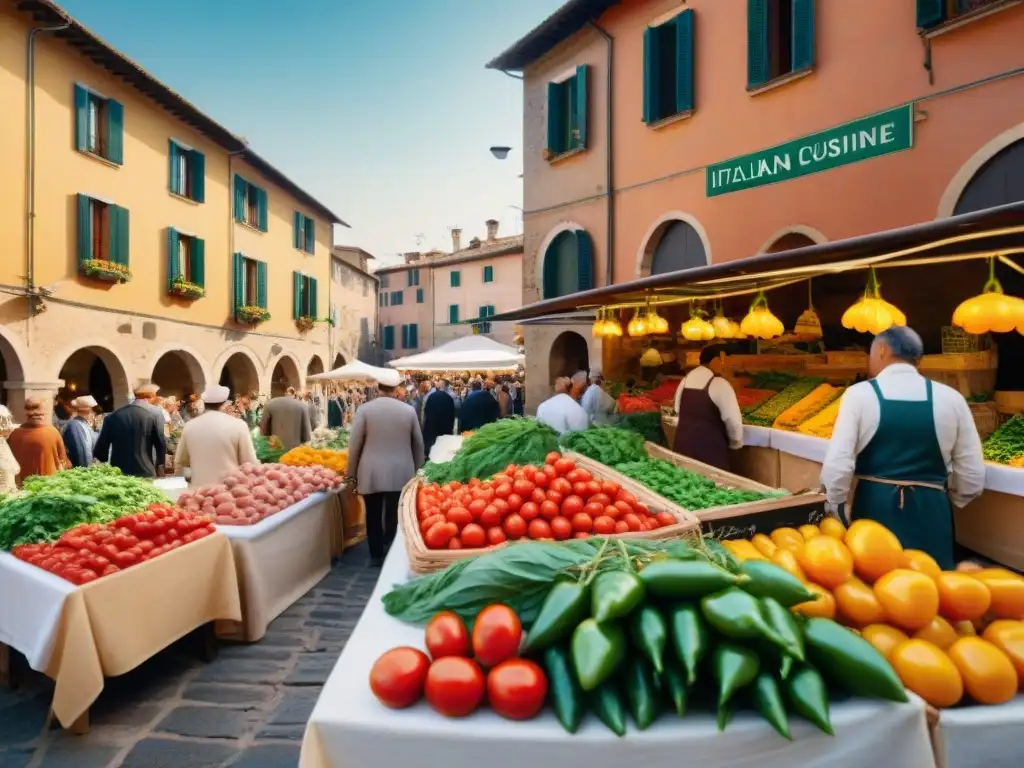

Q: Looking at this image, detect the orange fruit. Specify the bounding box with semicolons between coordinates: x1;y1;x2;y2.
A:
890;639;963;708
946;637;1018;705
957;561;983;573
982;620;1024;686
723;540;766;562
873;569;939;632
770;527;805;552
819;517;847;540
913;616;959;650
798;535;854;590
845;520;904;583
798;524;821;541
792;582;836;620
970;569;1024;619
751;533;777;558
771;548;806;582
862;624;910;660
903;550;941;580
954;621;977;637
935;572;992;622
834;578;887;626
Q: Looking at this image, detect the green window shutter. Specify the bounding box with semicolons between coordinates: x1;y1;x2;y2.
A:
233;176;246;221
410;323;418;348
408;270;414;287
256;261;268;308
292;271;302;319
542;246;559;300
305;218;315;253
546;81;566;155
191;237;205;287
416;288;423;303
76;194;92;264
642;27;661;124
74;85;89;152
257;188;268;232
791;0;815;72
309;277;318;317
574;65;588;149
111;206;130;266
191;151;205;203
449;305;459;324
575;229;594;291
106;99;124;165
450;271;460;287
401;324;408;349
293;212;302;249
168;141;180;194
232;253;244;311
384;326;395;350
675;10;696;113
916;0;945;28
166;227;180;290
747;0;769;88
483;265;493;282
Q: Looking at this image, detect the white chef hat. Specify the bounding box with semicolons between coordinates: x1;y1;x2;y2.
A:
375;369;402;388
201;385;231;404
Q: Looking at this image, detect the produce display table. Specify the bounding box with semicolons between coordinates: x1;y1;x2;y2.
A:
0;532;240;729
934;696;1024;768
430;434;464;464
216;491;338;642
300;527;937;768
153;476;188;503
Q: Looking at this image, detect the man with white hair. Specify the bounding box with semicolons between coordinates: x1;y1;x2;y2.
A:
821;325;985;570
61;395;98;468
175;385;258;490
580;369;615;426
536;376;589;436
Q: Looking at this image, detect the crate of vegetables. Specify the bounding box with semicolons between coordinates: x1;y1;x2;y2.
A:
400;452;699;574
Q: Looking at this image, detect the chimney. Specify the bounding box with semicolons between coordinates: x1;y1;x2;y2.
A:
485;219;499;241
451;228;462;253
403;251;421;264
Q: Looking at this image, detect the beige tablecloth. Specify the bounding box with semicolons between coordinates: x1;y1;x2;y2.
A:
46;531;241;727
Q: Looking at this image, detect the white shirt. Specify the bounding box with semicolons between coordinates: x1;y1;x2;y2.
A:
536;393;590;436
672;366;744;450
820;363;985;510
581;384;616;426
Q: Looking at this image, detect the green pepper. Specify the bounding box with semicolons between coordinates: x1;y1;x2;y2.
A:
525;581;590;653
572;618;626;691
760;597;805;665
622;656;659;730
701;589;798;658
662;660;688;717
716;698;733;732
753;671;792;740
590;680;627;737
713;643;760;711
591;571;646;623
669;603;709;685
664;541;700;560
784;664;834;736
739;560;815;608
639;559;742;599
629;605;667;675
802;617;909;702
542;646;585;734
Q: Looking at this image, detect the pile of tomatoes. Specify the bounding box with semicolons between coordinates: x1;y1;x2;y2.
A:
370;605;548;720
416;452;677;550
12;503;216;586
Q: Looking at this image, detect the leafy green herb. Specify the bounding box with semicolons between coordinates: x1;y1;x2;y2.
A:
611;412;666;446
422;418;559;484
613;458;784;511
561;428;647;466
983;414;1024;464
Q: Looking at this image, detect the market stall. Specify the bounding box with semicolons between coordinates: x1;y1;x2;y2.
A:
387;335;524;372
308;359;395;383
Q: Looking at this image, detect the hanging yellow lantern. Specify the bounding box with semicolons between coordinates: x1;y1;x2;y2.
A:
739;291;785;339
711;311;734;339
841;268;906;335
727;320;745;339
627;306;648;337
681;315;714;341
591;308;605;338
646;305;669;335
952;258;1024;335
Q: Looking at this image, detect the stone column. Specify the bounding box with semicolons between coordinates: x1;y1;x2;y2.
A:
3;381;65;424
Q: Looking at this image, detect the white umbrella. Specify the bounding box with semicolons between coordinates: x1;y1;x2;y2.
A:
308;359;393;383
388;336;525;372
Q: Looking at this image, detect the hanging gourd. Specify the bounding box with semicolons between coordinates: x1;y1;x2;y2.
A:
728;320;745;339
681;304;715;341
639;347;663;367
710;301;734;339
952;258;1024;335
739;291;785;339
645;301;669;334
841;268;906;335
591;308;605;338
627;306;648;337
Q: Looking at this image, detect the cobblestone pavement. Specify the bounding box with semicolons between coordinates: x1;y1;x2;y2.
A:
0;544;377;768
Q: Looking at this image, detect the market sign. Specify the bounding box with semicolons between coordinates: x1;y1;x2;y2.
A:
705;105;914;198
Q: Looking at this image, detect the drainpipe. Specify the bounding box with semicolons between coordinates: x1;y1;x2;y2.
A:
26;20;71;312
588;21;614;289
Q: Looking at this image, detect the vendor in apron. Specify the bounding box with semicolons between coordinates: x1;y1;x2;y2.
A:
820;326;986;570
672;345;744;471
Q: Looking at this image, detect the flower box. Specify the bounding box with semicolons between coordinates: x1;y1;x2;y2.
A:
235;306;270;325
296;316;316;332
80;259;131;284
169;280;205;300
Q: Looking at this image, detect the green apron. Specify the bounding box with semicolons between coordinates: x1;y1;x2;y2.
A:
849;378;956;570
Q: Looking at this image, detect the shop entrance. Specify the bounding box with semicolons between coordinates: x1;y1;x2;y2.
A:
307;355;325;377
549;331;589;382
271;357;301;397
954;138;1024;214
646;220;708;275
151;350;205;402
57;346;129;415
218;352;259;398
333;353;347;369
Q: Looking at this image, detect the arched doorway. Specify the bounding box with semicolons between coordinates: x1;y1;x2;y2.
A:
548;331;589;383
765;232;818;254
954;138;1024;214
542;229;594;299
307;355;325;377
647;220;707;275
56;346;129;414
152;350;205;401
270;356;301;397
333;353;347;369
0;332;26;409
218;352;259;398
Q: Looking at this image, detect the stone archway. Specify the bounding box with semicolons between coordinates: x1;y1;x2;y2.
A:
307;355;326;377
55;344;130;414
953;138;1024;215
0;329;27;410
151;350;206;401
938;123;1024;218
637;212;712;278
536;222;595;299
217;352;260;398
548;331;590;383
333;352;347;369
270;354;302;397
756;225;828;255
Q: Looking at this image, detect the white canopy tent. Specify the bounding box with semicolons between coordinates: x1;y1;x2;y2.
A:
307;359;394;383
387;336;525;372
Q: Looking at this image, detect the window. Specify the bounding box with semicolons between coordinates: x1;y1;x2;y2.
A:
408;268;420;286
546;65;589;158
747;0;814;89
232;253;267;310
390;290;404;305
383;325;396;351
166;228;205;290
416;288;424;304
379;292;389;307
293;212;315;254
74;85;124;165
450;271;461;288
477;305;496;334
76;194;129;267
448;304;460;324
401;323;419;349
168;140;206;202
233;175;268;231
918;0;1009;28
380;273;389;288
482;265;494;283
643;10;695;124
292;272;319;319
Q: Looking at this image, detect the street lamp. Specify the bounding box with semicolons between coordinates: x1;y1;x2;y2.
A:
489;146;512;160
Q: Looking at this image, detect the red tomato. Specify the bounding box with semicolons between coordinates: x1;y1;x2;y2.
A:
570;513;593;533
503;513;527;540
623;513;643;532
539;500;560;520
479;505;503;528
656;512;677;527
592;515;616;534
571;482;589;498
490;498;510;516
512;479;535;498
527;519;552;539
614;520;630;534
550;478;572;496
616;490;638;506
583;501;604;518
448;538;463;549
574;532;591;539
447;508;473;528
561;495;585;517
486;659;548;720
545;452;561;465
532;471;549;489
424;521;459;550
553;458;575;476
566;469;585;483
494;483;512;499
420;513;445;533
506;493;524;513
541;464;558;480
425;611;471;660
486;527;507;546
529;488;547;505
550;516;572;540
370;647;430;708
518;502;539;523
601;481;621;497
613;500;634;518
545;490;564;506
467;500;487;519
460;523;486;549
472;605;522;667
583;481;602;498
590;493;611;507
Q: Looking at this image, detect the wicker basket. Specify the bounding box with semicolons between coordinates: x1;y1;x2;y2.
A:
969;402;1002;441
941;326;980;354
401;467;701;575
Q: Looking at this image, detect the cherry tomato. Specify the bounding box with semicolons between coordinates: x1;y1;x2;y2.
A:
574;532;591;539
448;538;463;549
539;500;560;520
583;481;602;498
550;478;573;496
479;505;503;528
623;513;643;532
553;458;575;476
425;611;471;660
590;493;611;507
614;520;630;534
532;472;549;489
550;516;572;540
545;490;564;506
486;527;507;546
570;513;593;533
527;519;552;539
486;658;548;720
583;501;604;518
369;647;430;709
545;452;561;465
601;481;621;497
561;495;584;518
460;523;486;549
616;490;638;506
603;504;622;520
506;493;524;513
512;479;535;498
425;657;485;717
472;604;523;667
518;502;539;523
656;512;677;527
503;513;527;540
529;488;547;505
592;515;616;534
494;483;512;499
424;521;459;550
447;508;473;528
467;499;488;519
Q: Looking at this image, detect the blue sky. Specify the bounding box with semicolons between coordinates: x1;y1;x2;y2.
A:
59;0;560;267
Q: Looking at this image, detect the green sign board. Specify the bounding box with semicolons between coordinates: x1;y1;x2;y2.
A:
705;105;914;198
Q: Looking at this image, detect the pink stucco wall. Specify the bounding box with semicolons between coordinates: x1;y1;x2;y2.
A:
433;252;523;346
377;266;434;355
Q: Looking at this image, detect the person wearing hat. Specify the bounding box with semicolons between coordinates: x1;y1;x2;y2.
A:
8;397;69;485
61;395;98;468
93;383;166;478
581;369;615;426
261;387;312;451
174;385;258;491
347;368;425;567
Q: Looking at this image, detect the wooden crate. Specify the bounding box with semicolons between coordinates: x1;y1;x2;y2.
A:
969;402;1002;441
994;391;1024;416
825;351;868;366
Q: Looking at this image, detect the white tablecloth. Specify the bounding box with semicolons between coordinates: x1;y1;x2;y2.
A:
430;435;464;464
300;528;936;768
152;476;188;503
743;425;773;448
0;552;76;671
217;492;335;641
982;464;1024;497
765;430;828;463
936;696;1024;768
